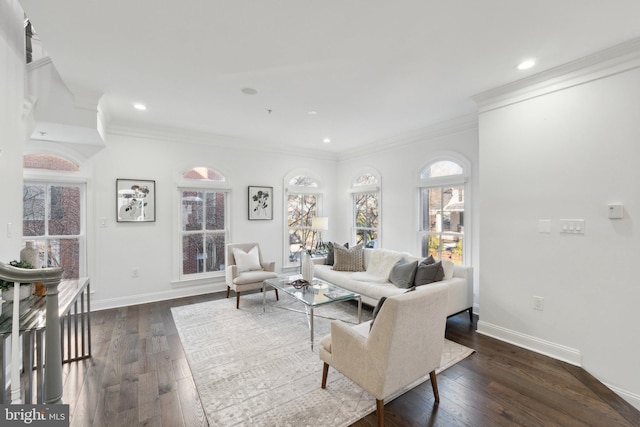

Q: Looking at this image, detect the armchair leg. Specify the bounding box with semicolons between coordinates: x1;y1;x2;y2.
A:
236;292;240;309
275;289;279;301
429;370;440;403
321;363;329;388
376;399;385;427
226;286;231;298
468;307;473;323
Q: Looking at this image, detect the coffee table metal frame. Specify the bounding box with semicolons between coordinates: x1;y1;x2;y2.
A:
262;276;362;350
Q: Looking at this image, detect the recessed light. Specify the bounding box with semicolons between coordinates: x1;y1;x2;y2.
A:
307;111;318;115
133;103;147;111
322;138;331;144
241;87;258;95
516;59;536;70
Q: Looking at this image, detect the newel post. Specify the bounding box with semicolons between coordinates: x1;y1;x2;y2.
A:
43;274;63;404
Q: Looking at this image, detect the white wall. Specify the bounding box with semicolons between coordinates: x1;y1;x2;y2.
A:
478;64;640;406
87;131;337;309
336;118;480;307
0;0;26;261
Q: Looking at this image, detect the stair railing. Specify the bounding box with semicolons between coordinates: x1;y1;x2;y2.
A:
0;261;63;404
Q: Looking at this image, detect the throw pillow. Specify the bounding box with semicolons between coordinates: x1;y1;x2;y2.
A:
423;254;436;265
388;258;418;288
369;296;387;331
233;246;262;273
325;242;349;265
332;244;364;272
414;260;444;286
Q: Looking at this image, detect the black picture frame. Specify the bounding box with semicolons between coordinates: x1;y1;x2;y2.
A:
248;186;273;220
116;179;156;222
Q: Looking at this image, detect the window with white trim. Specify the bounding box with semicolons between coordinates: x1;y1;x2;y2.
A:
351;172;380;248
419;160;467;264
285;173;322;265
23;154;85;278
179;167;229;278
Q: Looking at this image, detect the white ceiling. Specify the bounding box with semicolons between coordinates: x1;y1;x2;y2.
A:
18;0;640;153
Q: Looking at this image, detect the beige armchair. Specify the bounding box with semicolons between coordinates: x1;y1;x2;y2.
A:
225;242;279;309
320;283;448;427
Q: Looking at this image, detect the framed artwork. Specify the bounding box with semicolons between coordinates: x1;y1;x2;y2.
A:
116;179;156;222
248;186;273;220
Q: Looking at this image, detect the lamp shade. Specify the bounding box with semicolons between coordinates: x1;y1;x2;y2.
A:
312;216;329;231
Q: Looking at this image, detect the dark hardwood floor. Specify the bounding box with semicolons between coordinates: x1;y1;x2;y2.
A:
60;291;640;426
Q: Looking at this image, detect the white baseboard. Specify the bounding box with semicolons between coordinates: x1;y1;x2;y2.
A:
602;381;640;411
476;320;582;366
478;321;640;413
92;282;227;311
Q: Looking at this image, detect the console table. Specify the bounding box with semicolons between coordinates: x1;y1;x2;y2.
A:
0;277;91;403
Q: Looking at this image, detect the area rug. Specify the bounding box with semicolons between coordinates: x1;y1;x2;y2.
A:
171;292;474;426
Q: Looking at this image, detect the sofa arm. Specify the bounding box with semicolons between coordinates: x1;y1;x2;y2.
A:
225;265;238;285
261;261;275;272
329;321;371;384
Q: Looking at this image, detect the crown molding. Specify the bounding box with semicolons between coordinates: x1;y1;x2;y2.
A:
104;121;340;162
473;37;640;113
338;113;478;161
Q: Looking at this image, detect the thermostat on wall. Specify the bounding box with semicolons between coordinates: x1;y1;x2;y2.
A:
608;203;624;219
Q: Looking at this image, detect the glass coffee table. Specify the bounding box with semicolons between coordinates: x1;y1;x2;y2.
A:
263;276;362;350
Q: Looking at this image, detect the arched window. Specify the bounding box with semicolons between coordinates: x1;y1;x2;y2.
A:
23;153;85;279
350;170;381;248
178;167;229;279
24;153;80;172
284;171;323;266
418;156;469;264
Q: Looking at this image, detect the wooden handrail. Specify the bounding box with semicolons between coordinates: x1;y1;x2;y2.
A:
0;261;64;404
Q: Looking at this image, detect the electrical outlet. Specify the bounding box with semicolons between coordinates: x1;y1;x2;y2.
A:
131;268;139;278
533;296;544;311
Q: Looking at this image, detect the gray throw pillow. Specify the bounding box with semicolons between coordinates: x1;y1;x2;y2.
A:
370;297;387;331
389;258;418;288
332;244;364;272
414;260;445;286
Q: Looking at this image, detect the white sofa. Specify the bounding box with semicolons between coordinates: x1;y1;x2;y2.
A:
313;248;473;321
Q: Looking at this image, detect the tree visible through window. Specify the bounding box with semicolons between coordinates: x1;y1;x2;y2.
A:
23;152;84;279
353;173;380;248
419;160;466;264
180;167;228;277
23;184;82;278
286;174;320;263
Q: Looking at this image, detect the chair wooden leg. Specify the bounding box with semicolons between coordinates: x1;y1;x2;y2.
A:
275;289;279;301
236;292;240;309
321;363;329;388
226;286;231;298
429;370;440;403
376;399;385;427
468;307;473;323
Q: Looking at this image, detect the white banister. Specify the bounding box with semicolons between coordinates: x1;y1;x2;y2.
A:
0;261;63;404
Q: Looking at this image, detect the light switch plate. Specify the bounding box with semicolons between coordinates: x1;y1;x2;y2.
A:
560;219;585;234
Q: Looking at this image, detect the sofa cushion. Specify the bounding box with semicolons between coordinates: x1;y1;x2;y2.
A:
414;260;444;286
366;249;403;280
442;259;455;280
233;246;262;272
333;244;364;272
389;258;418;288
326;242;349;266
